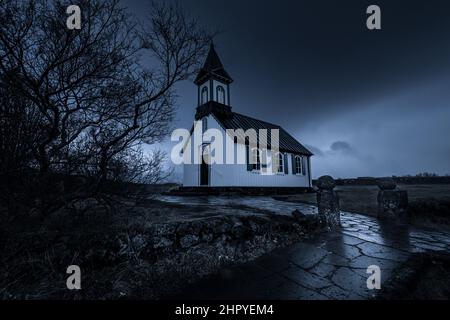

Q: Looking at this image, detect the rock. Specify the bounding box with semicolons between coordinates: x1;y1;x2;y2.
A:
151;223;176;237
292;209;307;222
180;235;199;248
377;178;397;190
231;222;246;239
153;237;173;249
132;234;147;251
316;175;336;190
176;222;202;236
377;189;408;220
201;232;214;243
317;177;341;230
72;197;99;211
113;280;131;297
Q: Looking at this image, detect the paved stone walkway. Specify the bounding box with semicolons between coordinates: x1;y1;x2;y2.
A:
160;196;450;300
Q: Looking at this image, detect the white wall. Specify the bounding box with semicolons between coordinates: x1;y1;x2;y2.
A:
183;114;312;188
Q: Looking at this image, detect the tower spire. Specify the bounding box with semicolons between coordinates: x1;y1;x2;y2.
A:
194;43;233;85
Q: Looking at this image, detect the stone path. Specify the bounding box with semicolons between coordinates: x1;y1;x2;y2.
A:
159;196;450;300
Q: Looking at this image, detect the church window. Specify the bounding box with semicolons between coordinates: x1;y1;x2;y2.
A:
216;85;226;104
295;155;302;175
201;86;208;104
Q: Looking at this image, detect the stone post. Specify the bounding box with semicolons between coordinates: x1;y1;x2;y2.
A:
377;178;408;220
316;175;341;230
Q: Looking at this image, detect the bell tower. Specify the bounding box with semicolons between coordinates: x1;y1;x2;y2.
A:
194;43;233;107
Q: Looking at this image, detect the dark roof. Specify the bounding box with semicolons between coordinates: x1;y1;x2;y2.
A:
194;43;233;85
212;110;313;156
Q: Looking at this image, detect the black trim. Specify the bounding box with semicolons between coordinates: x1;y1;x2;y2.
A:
291;154;295;174
283;153;288;174
308;156;312;187
302;156;306;176
246;143;252;171
209;79;213;102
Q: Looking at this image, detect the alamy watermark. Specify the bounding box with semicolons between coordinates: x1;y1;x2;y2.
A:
66;265;81;290
366;265;381;290
66;5;81;30
171;120;281;169
366;5;381;30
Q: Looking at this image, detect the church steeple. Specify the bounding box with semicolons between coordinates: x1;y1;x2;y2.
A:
195;43;233;107
195;43;233;85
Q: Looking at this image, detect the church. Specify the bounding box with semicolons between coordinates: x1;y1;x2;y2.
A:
182;44;313;191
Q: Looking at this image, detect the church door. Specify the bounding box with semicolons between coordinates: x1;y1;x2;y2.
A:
200;144;210;186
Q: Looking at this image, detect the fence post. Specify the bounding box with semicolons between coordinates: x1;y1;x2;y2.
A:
316;175;341;230
377;178;408;220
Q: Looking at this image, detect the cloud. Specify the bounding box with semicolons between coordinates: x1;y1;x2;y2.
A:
329;141;354;154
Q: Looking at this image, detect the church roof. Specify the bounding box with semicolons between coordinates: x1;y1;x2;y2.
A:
210;107;313;156
194;43;233;85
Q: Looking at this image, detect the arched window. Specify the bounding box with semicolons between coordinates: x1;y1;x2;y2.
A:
275;152;284;173
295;155;302;175
216;85;226;104
201;86;208;104
251;148;261;171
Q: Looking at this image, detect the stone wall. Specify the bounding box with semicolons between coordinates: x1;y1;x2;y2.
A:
85;213;321;298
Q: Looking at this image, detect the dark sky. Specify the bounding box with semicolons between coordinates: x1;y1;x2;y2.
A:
124;0;450;179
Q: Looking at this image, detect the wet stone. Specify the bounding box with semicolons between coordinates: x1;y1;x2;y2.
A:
324;242;362;260
356;242;410;262
317;190;341;230
282;266;333;290
348;255;398;270
322;253;351;267
309;262;337;278
320;284;365;300
286;243;328;269
316;175;336;190
163;195;450;300
295;286;329;300
377;189;408;220
331;267;369;297
341;235;366;246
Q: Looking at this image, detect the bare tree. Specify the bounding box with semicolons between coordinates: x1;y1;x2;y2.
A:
0;0;210;215
0;70;42;174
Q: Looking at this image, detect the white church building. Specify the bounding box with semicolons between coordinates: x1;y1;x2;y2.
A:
182;44;313;192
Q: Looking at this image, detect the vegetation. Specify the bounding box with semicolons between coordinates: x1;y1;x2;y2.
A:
0;0;211;218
